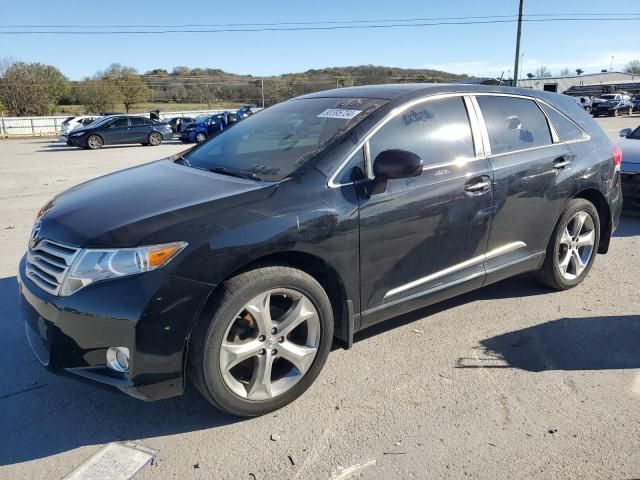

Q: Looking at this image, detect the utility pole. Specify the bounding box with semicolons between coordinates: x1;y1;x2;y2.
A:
513;0;525;87
261;76;265;108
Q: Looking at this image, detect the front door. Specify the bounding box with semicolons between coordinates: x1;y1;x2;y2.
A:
358;95;494;327
102;117;131;144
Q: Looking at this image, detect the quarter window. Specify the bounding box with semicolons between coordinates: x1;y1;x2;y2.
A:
368;97;475;168
540;104;587;142
477;96;552;155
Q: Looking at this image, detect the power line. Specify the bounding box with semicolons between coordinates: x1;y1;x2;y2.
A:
0;12;638;29
0;16;638;35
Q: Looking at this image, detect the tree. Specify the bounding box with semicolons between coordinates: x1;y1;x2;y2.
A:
625;60;640;75
526;73;535;79
77;78;123;113
0;61;69;116
99;64;150;113
576;69;584;76
535;66;552;78
560;68;571;76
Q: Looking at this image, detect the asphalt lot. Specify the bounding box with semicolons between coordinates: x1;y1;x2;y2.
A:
1;115;639;480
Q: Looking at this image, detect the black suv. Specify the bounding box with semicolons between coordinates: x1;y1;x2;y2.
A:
66;115;173;149
19;84;622;416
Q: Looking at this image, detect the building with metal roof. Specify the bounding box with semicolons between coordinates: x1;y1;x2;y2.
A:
515;71;640;95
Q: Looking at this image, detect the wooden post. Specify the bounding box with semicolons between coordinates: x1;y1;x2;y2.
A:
0;112;5;138
30;118;35;136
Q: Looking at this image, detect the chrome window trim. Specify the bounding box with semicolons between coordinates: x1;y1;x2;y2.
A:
328;92;476;188
463;95;487;158
534;99;561;143
383;241;526;299
469;96;492;157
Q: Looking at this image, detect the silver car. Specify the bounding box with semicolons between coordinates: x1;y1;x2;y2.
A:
619;126;640;211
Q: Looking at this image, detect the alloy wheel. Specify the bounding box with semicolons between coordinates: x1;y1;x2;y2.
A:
196;133;206;143
149;133;162;146
219;288;321;401
87;135;102;149
557;211;595;281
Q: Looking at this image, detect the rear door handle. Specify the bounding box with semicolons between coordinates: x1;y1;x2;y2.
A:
553;156;572;170
464;176;492;194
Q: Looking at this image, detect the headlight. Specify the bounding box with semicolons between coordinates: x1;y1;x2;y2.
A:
60;241;187;296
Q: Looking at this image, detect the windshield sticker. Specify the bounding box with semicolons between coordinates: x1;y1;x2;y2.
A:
317;109;362;120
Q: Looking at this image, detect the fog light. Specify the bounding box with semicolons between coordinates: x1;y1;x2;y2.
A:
106;347;130;373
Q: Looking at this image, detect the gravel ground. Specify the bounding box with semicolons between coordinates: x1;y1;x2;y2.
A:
1;116;639;480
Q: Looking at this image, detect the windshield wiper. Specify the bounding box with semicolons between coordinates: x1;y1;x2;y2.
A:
174;155;192;167
206;165;262;181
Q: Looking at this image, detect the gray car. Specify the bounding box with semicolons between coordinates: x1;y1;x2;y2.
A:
618;126;640;211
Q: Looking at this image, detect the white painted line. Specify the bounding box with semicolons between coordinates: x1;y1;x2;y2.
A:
331;459;376;480
63;442;158;480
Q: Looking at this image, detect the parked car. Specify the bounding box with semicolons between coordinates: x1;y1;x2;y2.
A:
19;85;622;417
572;95;592;113
164;116;195;134
618;125;640;212
179;112;237;143
632;94;640;113
591;94;634;117
66;115;173;149
59;115;98;140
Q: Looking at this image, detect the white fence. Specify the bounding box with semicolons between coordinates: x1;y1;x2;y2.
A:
0;109;232;137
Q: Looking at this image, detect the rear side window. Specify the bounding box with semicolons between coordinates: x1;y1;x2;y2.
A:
368;97;475;167
540;104;587;142
129;117;146;126
477;96;552;155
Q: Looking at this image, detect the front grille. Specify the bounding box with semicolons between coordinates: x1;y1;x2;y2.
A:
26;240;80;295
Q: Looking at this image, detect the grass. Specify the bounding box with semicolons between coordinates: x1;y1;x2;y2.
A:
54;102;246;115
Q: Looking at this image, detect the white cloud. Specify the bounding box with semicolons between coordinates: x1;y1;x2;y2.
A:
422;50;639;78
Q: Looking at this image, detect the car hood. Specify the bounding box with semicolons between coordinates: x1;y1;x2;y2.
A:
619;138;640;173
38;159;277;247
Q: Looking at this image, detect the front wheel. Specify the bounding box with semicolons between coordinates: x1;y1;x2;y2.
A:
613;109;619;117
148;132;163;146
195;132;207;143
86;134;103;150
536;199;600;290
189;266;334;417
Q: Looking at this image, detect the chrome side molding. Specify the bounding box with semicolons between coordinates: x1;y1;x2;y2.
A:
383;241;526;299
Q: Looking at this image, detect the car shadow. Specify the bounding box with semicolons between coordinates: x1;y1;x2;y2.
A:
0;275;239;467
614;214;640;237
455;315;640;372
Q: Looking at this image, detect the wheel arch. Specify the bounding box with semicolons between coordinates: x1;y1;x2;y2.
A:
573;188;611;253
182;250;353;388
85;133;103;148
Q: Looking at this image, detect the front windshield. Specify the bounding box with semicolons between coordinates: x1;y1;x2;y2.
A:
182;97;387;181
600;95;617;100
85;116;114;128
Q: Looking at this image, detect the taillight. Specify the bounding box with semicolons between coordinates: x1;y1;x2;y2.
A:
613;145;622;172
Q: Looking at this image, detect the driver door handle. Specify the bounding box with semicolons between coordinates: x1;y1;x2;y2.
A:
553;156;572;170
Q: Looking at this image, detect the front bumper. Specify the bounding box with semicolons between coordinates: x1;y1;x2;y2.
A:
66;135;87;147
180;131;197;143
18;256;213;400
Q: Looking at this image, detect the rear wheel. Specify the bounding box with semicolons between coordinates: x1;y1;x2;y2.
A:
86;134;103;150
148;132;163;146
536;199;600;290
189;266;334;417
613;109;619;117
629;107;633;116
195;132;207;143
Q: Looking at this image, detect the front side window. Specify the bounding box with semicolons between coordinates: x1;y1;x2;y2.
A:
540;104;587;142
183;97;387;182
368;97;475;167
109;118;129;128
336;147;366;184
477;96;552;155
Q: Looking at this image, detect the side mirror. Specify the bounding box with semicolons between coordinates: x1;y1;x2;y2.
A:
373;149;423;180
619;128;632;138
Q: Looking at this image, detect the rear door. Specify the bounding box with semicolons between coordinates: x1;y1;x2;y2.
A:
473;94;574;281
357;95;494;326
128;117;151;142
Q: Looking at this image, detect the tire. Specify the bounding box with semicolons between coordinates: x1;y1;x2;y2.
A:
189;266;334;417
629;107;633;116
148;132;163;146
536;199;600;290
195;132;207;143
613;109;619;117
86;134;103;150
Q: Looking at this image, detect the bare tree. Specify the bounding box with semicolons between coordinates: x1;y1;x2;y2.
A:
625;60;640;75
560;68;571;76
535;66;552;78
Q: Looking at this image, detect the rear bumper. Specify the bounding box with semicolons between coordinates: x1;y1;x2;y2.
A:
18;256;213;401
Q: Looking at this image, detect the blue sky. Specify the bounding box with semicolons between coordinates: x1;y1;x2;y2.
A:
2;0;638;80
